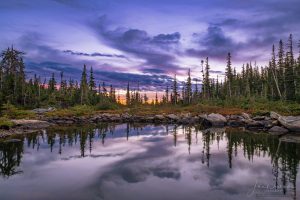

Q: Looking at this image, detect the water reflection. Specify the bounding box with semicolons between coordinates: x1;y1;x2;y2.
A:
0;123;299;200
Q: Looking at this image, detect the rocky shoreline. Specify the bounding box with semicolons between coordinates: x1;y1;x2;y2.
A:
44;111;298;133
1;111;300;138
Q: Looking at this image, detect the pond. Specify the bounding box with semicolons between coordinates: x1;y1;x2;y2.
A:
0;123;299;200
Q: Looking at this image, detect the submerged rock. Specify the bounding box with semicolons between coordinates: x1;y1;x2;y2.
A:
280;134;300;143
268;126;289;134
245;120;265;130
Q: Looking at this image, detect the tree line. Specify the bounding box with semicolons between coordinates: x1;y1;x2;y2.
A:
0;47;119;109
165;34;300;105
0;34;300;110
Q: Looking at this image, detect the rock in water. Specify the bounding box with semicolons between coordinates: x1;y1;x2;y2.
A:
166;114;179;121
280;134;300;143
268;126;289;133
11;120;51;129
200;113;227;127
278;116;300;132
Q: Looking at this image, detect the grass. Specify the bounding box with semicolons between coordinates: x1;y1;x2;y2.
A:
2;98;300;120
45;100;300;118
1;103;36;119
46;105;96;117
0;117;14;129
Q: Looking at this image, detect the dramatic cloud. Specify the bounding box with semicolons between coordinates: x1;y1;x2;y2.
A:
91;16;183;74
0;0;300;91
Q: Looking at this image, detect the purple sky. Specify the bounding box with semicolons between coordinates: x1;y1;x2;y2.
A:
1;0;300;91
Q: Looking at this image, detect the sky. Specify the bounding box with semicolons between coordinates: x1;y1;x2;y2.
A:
0;0;300;93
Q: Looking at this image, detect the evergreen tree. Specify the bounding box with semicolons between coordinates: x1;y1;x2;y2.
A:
203;57;210;99
225;52;233;97
126;82;130;105
80;64;88;104
48;73;56;93
172;74;178;104
285;34;296;100
0;47;25;105
165;86;169;103
89;67;96;91
278;39;285;98
186;69;192;104
143;93;149;104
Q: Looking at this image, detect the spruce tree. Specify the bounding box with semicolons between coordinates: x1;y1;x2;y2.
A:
173;74;178;104
0;47;25;105
48;73;56;93
155;92;158;105
285;34;296;100
165;86;169;103
126;82;130;105
225;52;233;98
89;67;96;91
186;69;192;104
204;57;210;99
80;64;88;104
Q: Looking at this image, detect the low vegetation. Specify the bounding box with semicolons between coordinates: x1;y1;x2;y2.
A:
1;103;35;119
0;117;14;129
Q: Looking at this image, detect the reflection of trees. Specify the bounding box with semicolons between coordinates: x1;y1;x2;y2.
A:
225;130;299;199
0;139;24;178
1;122;299;196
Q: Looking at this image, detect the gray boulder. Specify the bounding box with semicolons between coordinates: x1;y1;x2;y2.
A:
245;120;265;130
154;115;165;121
11;119;51;129
270;111;281;120
252;116;266;121
166;114;180;121
200;113;227;127
278;115;300;132
32;107;55;114
241;112;251;120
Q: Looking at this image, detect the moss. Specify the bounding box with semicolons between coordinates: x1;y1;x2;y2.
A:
46;105;96;117
0;117;14;129
1;103;36;119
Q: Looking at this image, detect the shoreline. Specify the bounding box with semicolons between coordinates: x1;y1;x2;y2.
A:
1;111;300;139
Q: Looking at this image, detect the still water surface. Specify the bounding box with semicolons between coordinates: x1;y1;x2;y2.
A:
0;123;299;200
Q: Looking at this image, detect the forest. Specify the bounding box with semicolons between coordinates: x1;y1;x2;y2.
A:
0;34;300;116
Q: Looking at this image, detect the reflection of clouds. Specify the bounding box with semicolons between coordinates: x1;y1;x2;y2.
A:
88;137;178;187
0;125;299;200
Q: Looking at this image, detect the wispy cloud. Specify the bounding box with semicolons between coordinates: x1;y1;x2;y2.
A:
63;50;127;59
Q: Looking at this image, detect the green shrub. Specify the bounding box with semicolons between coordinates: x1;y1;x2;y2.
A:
96;101;119;110
0;117;14;129
1;103;35;119
46;105;95;117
